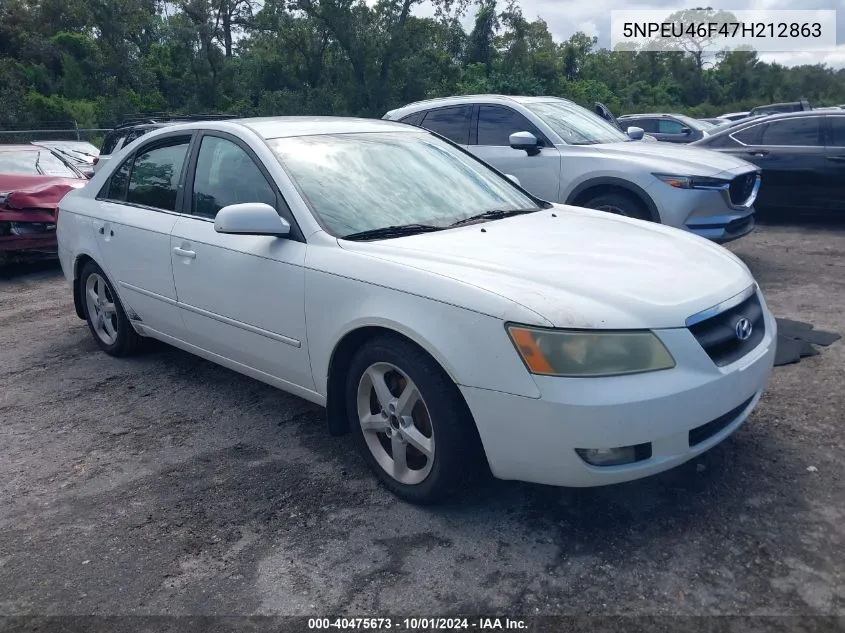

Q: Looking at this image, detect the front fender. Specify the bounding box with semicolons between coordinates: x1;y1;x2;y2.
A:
565;176;660;222
305;268;542;401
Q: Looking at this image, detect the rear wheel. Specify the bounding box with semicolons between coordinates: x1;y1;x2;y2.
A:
80;261;144;357
582;191;650;221
345;335;479;504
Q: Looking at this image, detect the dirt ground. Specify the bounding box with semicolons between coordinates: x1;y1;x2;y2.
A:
1;221;843;618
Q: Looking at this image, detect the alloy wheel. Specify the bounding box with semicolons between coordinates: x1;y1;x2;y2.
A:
356;362;435;485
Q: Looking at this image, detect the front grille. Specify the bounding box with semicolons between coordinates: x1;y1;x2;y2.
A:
688;292;765;366
688;396;754;447
729;173;757;205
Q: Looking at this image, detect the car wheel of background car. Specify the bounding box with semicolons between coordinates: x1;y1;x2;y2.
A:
583;191;650;221
345;334;480;504
80;261;144;357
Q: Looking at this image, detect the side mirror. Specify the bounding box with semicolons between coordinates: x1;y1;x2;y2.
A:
626;126;645;141
681;127;692;135
509;131;541;156
214;202;291;237
504;174;521;186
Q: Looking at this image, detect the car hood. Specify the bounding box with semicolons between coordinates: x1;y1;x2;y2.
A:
338;206;755;329
0;174;86;209
594;141;757;177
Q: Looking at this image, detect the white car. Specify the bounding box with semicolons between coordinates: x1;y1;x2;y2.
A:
57;117;777;504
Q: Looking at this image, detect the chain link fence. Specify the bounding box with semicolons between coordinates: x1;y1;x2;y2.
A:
0;121;112;146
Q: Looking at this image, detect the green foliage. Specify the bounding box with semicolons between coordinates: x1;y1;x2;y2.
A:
1;0;844;131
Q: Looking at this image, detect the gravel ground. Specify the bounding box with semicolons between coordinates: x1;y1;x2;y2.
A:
0;222;843;618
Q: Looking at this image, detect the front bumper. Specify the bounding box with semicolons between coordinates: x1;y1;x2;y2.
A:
461;305;776;488
647;172;760;243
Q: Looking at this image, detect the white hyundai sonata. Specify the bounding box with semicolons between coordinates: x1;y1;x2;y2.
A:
57;116;776;504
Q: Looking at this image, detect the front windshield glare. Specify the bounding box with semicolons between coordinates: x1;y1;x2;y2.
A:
524;100;628;145
269;132;538;238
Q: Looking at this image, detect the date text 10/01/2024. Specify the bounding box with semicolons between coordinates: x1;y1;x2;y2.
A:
307;617;528;630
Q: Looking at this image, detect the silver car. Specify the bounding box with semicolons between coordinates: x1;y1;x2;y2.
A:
383;95;762;243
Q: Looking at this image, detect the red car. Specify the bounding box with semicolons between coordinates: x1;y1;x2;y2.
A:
0;145;88;261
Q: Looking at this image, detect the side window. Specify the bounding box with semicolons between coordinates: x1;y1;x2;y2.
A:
126;138;191;211
476;105;542;146
420;106;471;144
100;155;133;200
731;124;764;145
658;119;685;134
399;111;425;127
192;136;276;219
759;117;821;146
631;118;658;133
828;117;845;147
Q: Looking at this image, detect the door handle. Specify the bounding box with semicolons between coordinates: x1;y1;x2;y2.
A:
828;155;845;162
747;150;769;157
173;247;196;259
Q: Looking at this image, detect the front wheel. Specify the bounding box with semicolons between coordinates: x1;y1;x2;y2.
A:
80;261;144;357
345;335;480;504
582;191;650;221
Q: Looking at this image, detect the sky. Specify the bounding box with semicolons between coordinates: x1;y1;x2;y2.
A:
412;0;845;68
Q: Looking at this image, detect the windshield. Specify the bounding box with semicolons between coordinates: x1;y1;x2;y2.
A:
268;131;540;238
0;149;79;177
523;100;629;145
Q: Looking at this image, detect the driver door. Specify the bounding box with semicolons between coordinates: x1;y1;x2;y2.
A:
169;132;314;391
466;105;562;203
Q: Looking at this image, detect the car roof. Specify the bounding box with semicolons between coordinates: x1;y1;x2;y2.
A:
140;116;421;140
383;94;572;118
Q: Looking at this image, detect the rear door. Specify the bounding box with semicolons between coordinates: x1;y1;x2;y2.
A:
90;132;193;335
466;104;562;202
747;116;827;211
823;114;845;213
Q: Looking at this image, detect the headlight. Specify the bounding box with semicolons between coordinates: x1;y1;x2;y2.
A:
654;174;730;190
506;325;675;377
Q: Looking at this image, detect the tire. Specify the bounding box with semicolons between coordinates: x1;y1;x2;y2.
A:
79;261;144;357
345;334;480;504
582;191;651;221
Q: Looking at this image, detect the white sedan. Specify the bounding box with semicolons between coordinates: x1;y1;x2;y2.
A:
57;117;777;504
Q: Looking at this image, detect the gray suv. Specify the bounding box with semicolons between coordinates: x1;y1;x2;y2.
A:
383;95;761;242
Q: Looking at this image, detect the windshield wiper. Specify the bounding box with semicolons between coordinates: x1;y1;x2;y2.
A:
342;224;444;241
449;208;538;228
34;151;43;175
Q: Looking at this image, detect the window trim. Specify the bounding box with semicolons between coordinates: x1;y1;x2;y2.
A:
472;104;551;148
180;130;305;243
419;105;472;145
729;115;823;148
